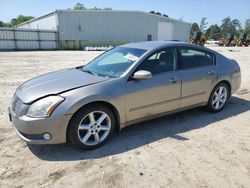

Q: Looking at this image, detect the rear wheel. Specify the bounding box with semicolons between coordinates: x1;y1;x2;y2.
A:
226;41;231;46
199;40;205;46
68;104;115;150
207;83;229;112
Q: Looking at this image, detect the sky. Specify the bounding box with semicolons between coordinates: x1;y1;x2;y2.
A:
1;0;250;27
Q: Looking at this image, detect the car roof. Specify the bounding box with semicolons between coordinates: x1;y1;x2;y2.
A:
120;41;187;50
120;41;217;54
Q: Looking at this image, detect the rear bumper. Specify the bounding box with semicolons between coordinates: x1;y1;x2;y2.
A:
231;75;241;95
9;107;72;144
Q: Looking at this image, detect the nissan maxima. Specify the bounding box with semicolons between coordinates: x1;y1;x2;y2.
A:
8;41;241;149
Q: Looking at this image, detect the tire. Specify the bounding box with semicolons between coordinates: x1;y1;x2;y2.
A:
206;83;229;113
199;40;205;46
67;104;116;150
226;41;231;46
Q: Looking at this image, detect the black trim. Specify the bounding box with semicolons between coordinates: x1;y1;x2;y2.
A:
128;47;178;81
176;46;216;70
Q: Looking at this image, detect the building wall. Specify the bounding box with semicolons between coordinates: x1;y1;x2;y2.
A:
0;28;57;50
56;10;191;49
172;20;191;42
16;10;191;49
17;13;57;30
57;11;161;42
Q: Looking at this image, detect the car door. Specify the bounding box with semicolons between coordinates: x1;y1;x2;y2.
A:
177;47;217;108
125;48;181;122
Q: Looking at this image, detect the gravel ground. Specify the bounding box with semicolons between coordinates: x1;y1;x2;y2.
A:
0;46;250;188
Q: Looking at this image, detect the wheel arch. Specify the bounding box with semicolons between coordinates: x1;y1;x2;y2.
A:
66;101;121;141
215;80;232;96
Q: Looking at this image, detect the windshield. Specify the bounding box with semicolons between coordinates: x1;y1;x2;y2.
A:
82;47;146;78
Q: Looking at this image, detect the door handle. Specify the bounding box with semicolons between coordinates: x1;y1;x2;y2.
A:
208;71;215;76
169;77;178;83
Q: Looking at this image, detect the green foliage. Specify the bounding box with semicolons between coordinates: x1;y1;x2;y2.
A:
220;17;242;36
74;2;86;10
201;17;246;39
245;19;250;38
0;20;11;27
90;7;112;10
73;2;112;10
205;24;221;40
232;19;242;30
200;17;208;33
190;23;200;35
10;15;34;26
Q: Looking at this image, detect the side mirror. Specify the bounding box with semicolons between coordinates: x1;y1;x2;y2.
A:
133;70;152;80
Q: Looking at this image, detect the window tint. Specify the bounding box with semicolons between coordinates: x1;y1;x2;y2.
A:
179;48;214;69
139;48;176;75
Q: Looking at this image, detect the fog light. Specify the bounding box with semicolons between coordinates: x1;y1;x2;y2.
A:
43;133;51;140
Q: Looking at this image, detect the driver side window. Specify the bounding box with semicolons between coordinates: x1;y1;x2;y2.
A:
138;48;176;75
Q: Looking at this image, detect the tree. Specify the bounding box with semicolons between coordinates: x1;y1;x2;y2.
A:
245;19;250;37
90;7;112;10
220;17;235;35
200;17;208;33
74;2;86;10
0;20;11;27
205;24;222;40
220;17;243;36
73;2;111;11
190;22;200;35
232;19;242;30
103;7;112;10
10;15;34;26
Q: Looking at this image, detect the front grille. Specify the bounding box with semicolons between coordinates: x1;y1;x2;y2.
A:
12;95;22;113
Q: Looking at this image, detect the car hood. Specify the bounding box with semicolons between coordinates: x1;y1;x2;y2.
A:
16;68;109;103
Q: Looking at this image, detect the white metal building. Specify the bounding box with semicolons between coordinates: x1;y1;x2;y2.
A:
17;10;191;49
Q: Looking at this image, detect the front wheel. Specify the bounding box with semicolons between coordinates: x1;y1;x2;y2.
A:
68;104;115;150
207;83;229;112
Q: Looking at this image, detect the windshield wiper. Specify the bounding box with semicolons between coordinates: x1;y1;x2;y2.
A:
82;69;97;75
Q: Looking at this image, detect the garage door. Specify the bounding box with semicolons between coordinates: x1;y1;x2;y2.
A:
157;22;173;40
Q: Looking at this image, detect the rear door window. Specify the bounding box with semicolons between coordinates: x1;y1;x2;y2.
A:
178;48;215;69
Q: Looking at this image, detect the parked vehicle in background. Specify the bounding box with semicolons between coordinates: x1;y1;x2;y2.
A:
9;41;241;150
218;33;236;46
189;31;206;46
236;33;249;47
207;39;219;45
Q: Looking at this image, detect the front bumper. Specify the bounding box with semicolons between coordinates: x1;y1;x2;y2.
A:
8;107;72;144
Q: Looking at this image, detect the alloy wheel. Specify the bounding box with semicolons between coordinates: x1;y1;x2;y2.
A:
212;86;228;110
77;111;111;146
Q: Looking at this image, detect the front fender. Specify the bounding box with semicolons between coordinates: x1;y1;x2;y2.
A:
55;80;127;125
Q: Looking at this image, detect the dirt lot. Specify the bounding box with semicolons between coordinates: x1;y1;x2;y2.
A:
0;46;250;188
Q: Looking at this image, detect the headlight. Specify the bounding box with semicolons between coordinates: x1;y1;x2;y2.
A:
26;96;64;118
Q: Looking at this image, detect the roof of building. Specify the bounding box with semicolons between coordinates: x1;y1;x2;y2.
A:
16;9;191;28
